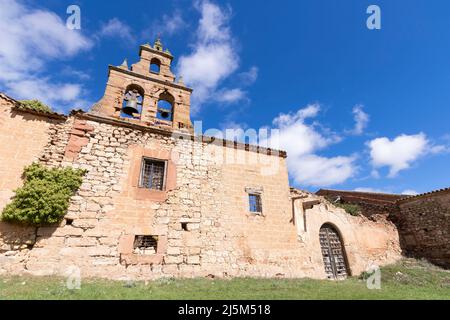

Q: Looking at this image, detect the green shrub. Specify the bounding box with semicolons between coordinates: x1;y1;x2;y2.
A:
336;203;361;216
18;100;52;113
1;163;86;225
325;198;361;216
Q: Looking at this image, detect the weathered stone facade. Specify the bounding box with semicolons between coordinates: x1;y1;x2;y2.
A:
396;189;450;268
0;41;405;280
316;189;405;219
316;188;450;269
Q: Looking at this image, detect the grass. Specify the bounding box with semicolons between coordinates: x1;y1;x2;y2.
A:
0;259;448;300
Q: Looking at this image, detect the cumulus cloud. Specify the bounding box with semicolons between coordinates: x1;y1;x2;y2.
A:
402;189;419;196
263;104;357;186
215;88;247;103
0;0;93;109
290;154;356;187
349;105;369;135
368;133;447;177
177;0;251;113
97;18;136;45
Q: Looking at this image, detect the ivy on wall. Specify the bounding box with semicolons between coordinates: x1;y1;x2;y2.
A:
1;163;86;225
18;100;52;113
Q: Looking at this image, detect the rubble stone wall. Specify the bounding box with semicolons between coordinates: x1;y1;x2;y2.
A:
0;97;65;259
0;108;403;279
397;190;450;268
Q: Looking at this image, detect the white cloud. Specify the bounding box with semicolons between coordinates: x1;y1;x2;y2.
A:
141;10;187;43
402;189;419;196
368;133;438;177
263;104;357;187
290;154;356;187
238;66;258;85
0;0;93;109
215;88;246;103
61;66;91;80
349;105;369;135
177;0;248;113
97;18;135;45
160;11;187;36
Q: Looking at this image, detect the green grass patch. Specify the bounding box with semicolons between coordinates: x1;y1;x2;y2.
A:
0;259;448;300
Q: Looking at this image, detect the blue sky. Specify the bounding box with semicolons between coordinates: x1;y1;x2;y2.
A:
0;0;449;194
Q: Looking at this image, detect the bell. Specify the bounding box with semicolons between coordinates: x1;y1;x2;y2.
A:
160;111;170;119
122;99;139;116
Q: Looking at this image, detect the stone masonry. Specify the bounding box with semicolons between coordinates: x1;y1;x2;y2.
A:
0;39;412;280
396;189;450;268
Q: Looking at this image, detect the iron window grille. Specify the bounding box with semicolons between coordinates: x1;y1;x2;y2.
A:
133;235;158;255
248;193;262;214
139;158;167;191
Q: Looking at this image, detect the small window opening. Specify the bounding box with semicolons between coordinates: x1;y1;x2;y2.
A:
181;222;188;231
133;235;158;255
66;218;73;226
249;194;262;214
139;158;166;190
150;58;161;74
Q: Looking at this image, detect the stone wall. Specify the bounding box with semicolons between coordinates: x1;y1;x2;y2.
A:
0;96;66;261
292;190;401;276
316;189;404;219
396;189;450;268
0;107;403;279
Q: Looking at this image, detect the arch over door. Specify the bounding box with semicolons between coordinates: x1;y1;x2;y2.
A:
319;224;349;279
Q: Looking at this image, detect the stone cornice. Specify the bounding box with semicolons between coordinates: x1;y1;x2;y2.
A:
108;65;193;93
139;45;174;59
77;111;287;158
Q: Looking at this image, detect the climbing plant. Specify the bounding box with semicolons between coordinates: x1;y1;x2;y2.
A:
18;100;52;113
1;163;86;225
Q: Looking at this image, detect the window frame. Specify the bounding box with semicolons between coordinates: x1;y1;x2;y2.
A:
138;157;168;191
248;193;263;214
133;235;158;255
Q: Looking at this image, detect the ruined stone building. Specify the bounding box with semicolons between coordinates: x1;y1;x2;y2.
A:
317;189;450;268
0;40;447;280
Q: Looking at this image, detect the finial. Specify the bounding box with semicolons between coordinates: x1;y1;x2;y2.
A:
119;58;128;69
154;34;163;51
177;76;184;85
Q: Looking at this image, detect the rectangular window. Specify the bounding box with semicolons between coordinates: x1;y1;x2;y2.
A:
248;194;262;213
133;235;158;255
139;158;166;190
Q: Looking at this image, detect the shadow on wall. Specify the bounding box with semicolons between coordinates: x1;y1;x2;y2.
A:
0;221;37;252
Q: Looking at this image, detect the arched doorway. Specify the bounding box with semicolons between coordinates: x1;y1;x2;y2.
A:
319;223;349;279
